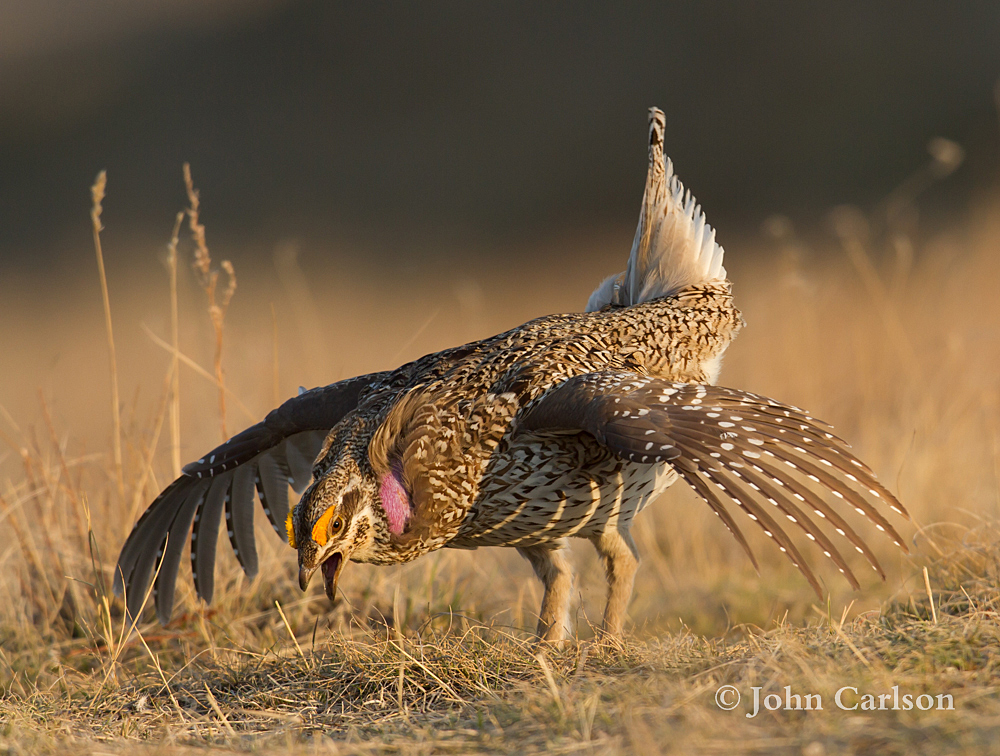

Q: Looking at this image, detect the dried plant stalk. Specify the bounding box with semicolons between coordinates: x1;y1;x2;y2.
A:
271;302;280;406
90;171;124;498
183;163;237;441
166;211;184;477
140;323;257;422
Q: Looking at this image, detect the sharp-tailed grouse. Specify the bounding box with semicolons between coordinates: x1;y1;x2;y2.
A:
115;108;908;640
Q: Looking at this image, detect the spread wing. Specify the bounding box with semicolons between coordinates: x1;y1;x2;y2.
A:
521;371;909;595
114;371;386;624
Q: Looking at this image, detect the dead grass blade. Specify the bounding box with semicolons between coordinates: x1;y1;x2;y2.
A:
140;322;256;422
184;163;236;442
166;211;184;478
90;170;124;499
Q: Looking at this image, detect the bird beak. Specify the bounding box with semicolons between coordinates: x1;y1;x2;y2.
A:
320;552;344;602
299;549;345;601
298;563;317;592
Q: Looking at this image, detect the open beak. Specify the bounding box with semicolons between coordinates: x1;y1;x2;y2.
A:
321;552;344;601
298;550;346;602
298;563;316;592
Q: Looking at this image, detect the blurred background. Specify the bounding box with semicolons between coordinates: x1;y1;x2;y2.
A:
2;2;1000;639
4;2;1000;263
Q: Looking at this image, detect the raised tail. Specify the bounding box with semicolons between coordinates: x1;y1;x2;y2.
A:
587;107;727;312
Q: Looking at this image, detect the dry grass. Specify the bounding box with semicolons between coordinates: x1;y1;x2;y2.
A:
183;163;237;443
1;160;999;753
1;534;998;755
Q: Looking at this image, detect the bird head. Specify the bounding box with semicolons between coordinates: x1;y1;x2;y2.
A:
286;414;416;601
287;449;383;601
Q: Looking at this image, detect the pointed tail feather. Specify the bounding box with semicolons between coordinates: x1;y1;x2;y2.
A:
588;107;727;311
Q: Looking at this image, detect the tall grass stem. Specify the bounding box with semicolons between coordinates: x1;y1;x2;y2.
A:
167;212;184;478
91;171;124;499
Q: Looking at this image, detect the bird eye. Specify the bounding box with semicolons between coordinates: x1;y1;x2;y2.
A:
331;518;344;533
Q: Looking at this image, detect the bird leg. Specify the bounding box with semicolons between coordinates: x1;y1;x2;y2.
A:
590;528;639;638
517;541;573;643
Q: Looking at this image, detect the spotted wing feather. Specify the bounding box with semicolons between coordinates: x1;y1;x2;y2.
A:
522;371;908;594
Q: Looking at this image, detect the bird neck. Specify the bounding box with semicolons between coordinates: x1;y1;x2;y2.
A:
378;462;411;536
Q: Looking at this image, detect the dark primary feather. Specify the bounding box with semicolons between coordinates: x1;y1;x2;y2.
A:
191;478;228;603
225;467;259;579
114;477;209;622
522;371;908;594
183;373;382;478
113;373;383;624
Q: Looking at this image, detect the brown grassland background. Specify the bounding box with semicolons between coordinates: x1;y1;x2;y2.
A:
1;160;999;754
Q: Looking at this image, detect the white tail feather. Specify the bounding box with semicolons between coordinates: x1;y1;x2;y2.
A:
587;107;727;312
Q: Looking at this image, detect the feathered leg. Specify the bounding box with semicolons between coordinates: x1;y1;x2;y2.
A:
518;541;573;643
590;527;639;638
